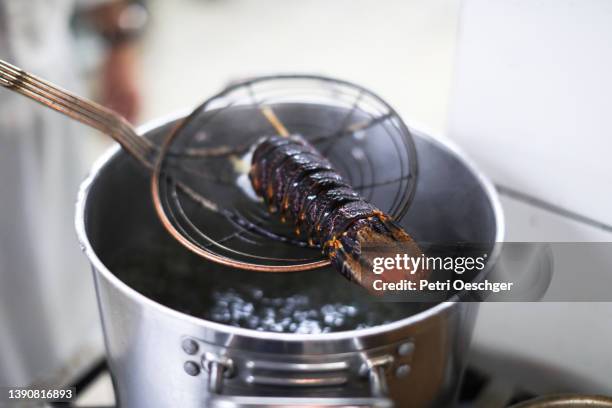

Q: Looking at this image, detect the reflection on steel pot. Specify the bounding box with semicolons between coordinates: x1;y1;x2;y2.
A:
510;395;612;408
75;112;503;407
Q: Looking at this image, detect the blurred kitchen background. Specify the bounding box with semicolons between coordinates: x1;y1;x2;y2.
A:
1;0;611;405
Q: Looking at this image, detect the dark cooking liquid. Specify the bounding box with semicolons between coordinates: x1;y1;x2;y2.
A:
110;247;428;334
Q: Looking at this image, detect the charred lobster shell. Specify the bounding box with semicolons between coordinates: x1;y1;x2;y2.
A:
250;134;428;289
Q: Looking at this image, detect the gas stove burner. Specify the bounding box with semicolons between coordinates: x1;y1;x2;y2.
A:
54;360;598;408
59;360;612;408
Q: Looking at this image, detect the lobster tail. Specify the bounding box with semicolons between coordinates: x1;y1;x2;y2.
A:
250;134;429;291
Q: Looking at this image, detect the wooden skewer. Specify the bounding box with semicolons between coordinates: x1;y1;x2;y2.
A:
261;106;290;137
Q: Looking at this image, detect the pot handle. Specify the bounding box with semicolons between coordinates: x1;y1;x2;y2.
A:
204;356;394;408
206;396;392;407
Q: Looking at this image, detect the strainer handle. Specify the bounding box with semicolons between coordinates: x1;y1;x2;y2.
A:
0;58;155;169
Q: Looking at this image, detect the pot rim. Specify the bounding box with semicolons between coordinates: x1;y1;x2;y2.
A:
75;109;505;343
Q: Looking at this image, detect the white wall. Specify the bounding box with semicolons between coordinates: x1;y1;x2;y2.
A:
139;0;460;135
449;0;612;394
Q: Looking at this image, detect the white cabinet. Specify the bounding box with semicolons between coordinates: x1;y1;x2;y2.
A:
448;0;612;227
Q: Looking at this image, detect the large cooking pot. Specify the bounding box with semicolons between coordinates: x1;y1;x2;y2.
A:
75;112;503;408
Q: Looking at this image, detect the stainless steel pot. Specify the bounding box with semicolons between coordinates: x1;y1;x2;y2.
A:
75;112;504;408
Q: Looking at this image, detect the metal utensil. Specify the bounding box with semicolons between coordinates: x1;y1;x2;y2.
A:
1;60;419;273
152;75;419;272
0;59;155;169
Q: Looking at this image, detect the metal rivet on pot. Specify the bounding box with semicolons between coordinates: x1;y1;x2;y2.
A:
397;342;414;356
396;364;410;379
182;338;199;355
184;361;200;376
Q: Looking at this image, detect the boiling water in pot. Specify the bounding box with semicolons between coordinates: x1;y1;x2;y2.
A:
109;246;430;334
107;241;482;333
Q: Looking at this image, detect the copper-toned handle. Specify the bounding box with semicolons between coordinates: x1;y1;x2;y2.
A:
0;58;154;169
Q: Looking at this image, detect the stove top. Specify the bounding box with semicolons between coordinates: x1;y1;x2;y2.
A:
46;360;536;408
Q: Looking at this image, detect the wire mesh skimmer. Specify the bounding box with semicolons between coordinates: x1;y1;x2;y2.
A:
0;61;418;272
